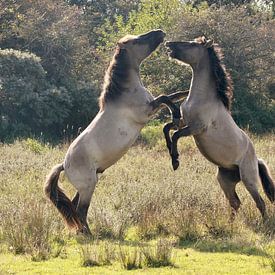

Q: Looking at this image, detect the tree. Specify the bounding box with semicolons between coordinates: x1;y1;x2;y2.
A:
0;0;100;140
98;1;275;132
0;49;72;141
187;0;254;6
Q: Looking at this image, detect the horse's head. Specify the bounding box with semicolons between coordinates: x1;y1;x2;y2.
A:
165;36;213;67
117;30;166;66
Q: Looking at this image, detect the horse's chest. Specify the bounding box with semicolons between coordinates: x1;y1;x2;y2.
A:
181;100;211;127
181;101;197;123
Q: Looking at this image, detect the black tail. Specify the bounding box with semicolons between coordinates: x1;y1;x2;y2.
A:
44;163;82;230
258;159;275;203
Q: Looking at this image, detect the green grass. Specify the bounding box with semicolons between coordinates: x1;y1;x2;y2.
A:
0;242;274;274
0;129;274;274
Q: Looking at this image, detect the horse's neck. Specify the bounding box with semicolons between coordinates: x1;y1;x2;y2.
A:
109;51;142;90
127;69;142;89
188;63;216;102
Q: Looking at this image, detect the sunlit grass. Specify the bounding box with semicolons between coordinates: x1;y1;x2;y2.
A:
0;130;274;273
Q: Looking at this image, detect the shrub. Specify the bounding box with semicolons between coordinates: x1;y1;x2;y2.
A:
80;241;115;267
22;138;49;154
142;239;175;268
0;198;57;261
0;1;100;141
140;123;164;147
118;245;143;270
0;49;72;141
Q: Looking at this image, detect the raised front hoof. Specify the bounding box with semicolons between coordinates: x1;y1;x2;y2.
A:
172;158;180;171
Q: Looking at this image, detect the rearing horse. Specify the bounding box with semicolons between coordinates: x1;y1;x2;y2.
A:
45;30;187;234
164;36;274;219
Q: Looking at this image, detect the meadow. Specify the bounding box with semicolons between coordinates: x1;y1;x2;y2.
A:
0;125;274;274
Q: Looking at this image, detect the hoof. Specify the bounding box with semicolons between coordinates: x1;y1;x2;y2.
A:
172;158;179;170
77;225;92;237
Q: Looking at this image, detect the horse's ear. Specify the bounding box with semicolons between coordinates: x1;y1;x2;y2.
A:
205;39;214;48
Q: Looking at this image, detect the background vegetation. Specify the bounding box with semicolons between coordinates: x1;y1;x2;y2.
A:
0;133;274;273
0;0;274;141
0;1;274;272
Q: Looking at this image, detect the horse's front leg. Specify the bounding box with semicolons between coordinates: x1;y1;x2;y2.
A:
163;122;177;154
170;126;193;170
149;90;188;120
170;125;205;170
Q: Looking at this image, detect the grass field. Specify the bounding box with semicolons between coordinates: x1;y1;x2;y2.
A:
0;127;274;274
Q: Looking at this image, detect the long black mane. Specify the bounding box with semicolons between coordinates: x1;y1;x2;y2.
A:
99;47;130;109
208;44;233;110
197;37;233;111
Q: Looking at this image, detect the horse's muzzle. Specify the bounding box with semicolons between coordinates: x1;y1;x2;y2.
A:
165;41;177;57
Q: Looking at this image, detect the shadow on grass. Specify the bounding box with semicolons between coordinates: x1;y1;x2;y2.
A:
73;231;269;258
178;239;268;257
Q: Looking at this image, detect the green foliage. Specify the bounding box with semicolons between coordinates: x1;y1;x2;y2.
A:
22;138;48;154
0;49;72;141
0;0;274;141
99;1;275;133
140;123;164;147
0;1;99;141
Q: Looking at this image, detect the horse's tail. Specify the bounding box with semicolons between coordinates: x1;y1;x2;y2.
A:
44;163;82;230
258;159;275;203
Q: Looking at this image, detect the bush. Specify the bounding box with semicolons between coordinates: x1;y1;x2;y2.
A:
0;1;100;141
0;198;57;261
22;138;49;154
80;241;115;267
142;239;175;268
140;122;164;147
0;49;72;141
119;245;143;270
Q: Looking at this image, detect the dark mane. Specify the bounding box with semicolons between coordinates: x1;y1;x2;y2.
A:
208;45;233;110
99;47;131;109
197;37;233;110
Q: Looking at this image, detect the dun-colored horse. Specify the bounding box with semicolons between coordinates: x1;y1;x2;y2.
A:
164;36;274;219
45;30;187;234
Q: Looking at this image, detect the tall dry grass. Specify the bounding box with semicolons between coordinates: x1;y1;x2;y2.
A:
0;130;274;260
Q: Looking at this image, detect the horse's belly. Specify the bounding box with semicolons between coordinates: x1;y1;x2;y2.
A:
193;135;241;169
89;126;141;171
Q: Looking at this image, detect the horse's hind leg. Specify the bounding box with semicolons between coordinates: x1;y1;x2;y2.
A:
239;156;267;219
72;192;79;209
217;167;241;221
66;168;98;235
76;188;95;235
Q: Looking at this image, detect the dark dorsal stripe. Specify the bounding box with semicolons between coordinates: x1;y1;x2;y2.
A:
207;44;233;111
99;47;131;109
